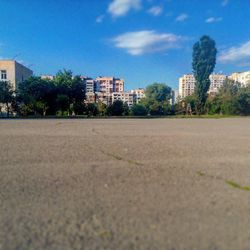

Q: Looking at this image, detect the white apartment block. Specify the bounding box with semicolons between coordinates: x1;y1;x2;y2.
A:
179;73;227;99
112;92;136;107
130;88;145;103
0;60;33;90
229;71;250;87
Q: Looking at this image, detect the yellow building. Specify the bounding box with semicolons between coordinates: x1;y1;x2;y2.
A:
229;71;250;87
0;60;33;90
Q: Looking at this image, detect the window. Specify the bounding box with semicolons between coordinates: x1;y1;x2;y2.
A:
1;70;7;80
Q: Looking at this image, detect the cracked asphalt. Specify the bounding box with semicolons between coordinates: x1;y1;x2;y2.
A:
0;118;250;250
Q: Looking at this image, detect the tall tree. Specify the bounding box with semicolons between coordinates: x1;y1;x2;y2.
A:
192;35;217;114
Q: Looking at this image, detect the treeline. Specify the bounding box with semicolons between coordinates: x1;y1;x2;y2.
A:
0;70;174;117
0;69;249;117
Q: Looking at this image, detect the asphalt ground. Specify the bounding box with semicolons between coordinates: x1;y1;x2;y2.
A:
0;118;250;250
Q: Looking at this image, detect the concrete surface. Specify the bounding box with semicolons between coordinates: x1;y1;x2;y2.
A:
0;118;250;250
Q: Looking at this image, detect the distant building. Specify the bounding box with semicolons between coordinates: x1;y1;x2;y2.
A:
0;60;33;90
179;73;226;99
95;92;112;106
229;71;250;87
170;90;180;105
112;92;136;107
130;88;145;103
208;74;227;96
179;74;195;99
96;77;124;94
41;75;55;80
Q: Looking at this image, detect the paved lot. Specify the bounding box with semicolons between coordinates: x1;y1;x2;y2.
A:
0;118;250;250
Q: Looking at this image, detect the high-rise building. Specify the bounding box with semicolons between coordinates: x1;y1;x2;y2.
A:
130;88;145;103
229;71;250;87
179;74;195;99
179;73;227;99
112;92;136;107
0;60;33;90
96;77;124;94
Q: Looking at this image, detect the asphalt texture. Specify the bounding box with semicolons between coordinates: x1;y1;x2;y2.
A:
0;118;250;250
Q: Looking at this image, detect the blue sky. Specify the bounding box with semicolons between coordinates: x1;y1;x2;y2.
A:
1;0;250;90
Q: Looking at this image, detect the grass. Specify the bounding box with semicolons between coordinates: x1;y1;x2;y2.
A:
226;180;250;191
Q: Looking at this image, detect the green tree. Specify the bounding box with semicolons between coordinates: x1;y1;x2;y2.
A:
123;102;130;116
86;103;98;116
0;81;14;117
97;101;107;116
141;83;172;115
18;76;56;116
192;35;217;114
236;86;250;115
131;103;148;116
108;100;124;116
56;94;70;116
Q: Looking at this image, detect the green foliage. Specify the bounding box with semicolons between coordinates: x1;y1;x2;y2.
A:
0;81;15;116
56;94;70;115
108;100;124;116
97;101;107;116
142;83;172;115
18;76;57;115
192;35;217;114
206;79;250;115
123;102;130;116
131;104;148;116
86;103;98;116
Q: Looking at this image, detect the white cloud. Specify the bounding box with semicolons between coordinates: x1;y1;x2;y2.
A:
112;30;183;55
96;15;105;23
108;0;141;18
221;0;229;6
175;14;188;22
206;17;223;23
219;41;250;63
148;6;163;16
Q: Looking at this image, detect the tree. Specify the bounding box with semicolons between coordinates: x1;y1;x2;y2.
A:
0;81;14;117
131;103;148;116
17;76;56;116
56;94;70;115
141;83;172;115
192;35;217;114
86;103;98;116
108;100;124;116
123;102;130;116
97;101;107;116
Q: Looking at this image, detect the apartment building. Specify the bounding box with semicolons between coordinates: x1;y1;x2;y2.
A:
41;75;55;80
208;74;227;96
112;92;136;107
95;92;112;106
96;77;124;94
0;60;33;90
179;73;226;99
229;71;250;87
130;88;145;103
179;74;195;99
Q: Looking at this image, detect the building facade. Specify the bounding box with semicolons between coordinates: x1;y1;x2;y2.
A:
229;71;250;87
95;77;124;94
0;60;33;90
112;92;136;107
179;73;227;99
130;88;145;103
